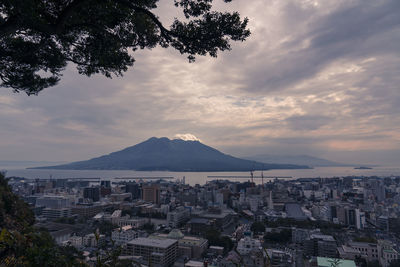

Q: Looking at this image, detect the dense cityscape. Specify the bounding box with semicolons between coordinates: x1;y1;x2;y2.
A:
5;173;400;267
1;0;400;266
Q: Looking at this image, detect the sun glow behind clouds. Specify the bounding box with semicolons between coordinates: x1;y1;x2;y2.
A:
174;133;201;142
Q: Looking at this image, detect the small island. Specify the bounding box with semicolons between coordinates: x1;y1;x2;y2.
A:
354;166;373;170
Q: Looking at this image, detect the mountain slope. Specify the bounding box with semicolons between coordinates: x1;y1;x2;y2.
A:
32;137;309;171
244;154;349;167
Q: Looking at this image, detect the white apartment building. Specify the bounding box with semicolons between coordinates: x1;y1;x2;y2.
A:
83;233;105;247
126;237;178;267
68;235;83;248
111;226;138;245
167;206;190;228
237;236;262;255
116;217;146;228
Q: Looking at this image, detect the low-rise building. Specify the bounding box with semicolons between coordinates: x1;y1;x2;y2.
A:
71;204;107;218
125;237;178;267
378;240;399;267
347;242;379;262
266;249;293;267
42;208;71;219
237;235;262;255
167;206;190;228
111;226;138;245
304;234;337;258
83;233;106;247
338;245;362;260
116;216;146;228
68;235;83;248
151;229;208;259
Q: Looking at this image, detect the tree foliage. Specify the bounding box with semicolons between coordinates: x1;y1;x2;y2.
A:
250;221;265;234
264;229;292;243
93;221;115;237
0;173;86;266
0;173;35;231
0;0;250;95
204;228;234;254
389;259;400;267
265;218;343;231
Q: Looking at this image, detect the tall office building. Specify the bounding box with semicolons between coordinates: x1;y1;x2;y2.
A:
100;180;111;188
142;184;160;204
84;187;100;202
125;182;141;199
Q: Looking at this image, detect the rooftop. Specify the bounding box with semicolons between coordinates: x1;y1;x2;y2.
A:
348;242;377;247
285;203;307;220
189;218;210;224
310;234;335;242
317;257;356;267
127;237;177;248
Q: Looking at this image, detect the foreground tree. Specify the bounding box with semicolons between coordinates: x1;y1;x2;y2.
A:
0;0;250;95
0;173;86;266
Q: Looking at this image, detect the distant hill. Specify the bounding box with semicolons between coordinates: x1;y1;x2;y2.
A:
31;137;310;171
0;160;65;169
244;154;350;167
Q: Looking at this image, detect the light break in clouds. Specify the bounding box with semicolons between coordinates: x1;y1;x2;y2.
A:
0;0;400;165
174;134;201;142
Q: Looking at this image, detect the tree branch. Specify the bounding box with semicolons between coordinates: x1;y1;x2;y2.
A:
0;16;19;37
54;0;87;34
115;1;175;41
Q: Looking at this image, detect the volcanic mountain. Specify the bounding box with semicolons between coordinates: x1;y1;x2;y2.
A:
32;137;309;171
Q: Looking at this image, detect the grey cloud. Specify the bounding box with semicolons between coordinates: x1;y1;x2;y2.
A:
285;115;331;131
230;0;400;93
1;0;400;165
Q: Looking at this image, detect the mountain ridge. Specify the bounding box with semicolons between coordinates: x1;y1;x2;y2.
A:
31;137;310;171
244;154;351;167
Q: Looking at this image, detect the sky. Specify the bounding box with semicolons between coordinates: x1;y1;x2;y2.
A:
1;0;400;165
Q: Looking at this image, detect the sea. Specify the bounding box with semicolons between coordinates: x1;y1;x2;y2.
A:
2;166;400;186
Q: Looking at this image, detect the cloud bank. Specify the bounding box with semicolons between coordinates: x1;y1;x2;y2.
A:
0;0;399;165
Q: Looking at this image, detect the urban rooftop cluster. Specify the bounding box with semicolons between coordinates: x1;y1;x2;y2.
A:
7;174;400;267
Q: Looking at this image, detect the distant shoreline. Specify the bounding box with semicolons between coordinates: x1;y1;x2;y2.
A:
27;166;311;172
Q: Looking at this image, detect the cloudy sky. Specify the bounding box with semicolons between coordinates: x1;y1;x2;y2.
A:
1;0;400;165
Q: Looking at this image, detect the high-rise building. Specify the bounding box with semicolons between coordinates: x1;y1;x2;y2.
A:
125;182;141;199
345;208;356;227
100;180;111;188
142;184;160;204
304;234;337;258
378;216;389;232
100;180;112;197
355;209;366;230
83;187;100;202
